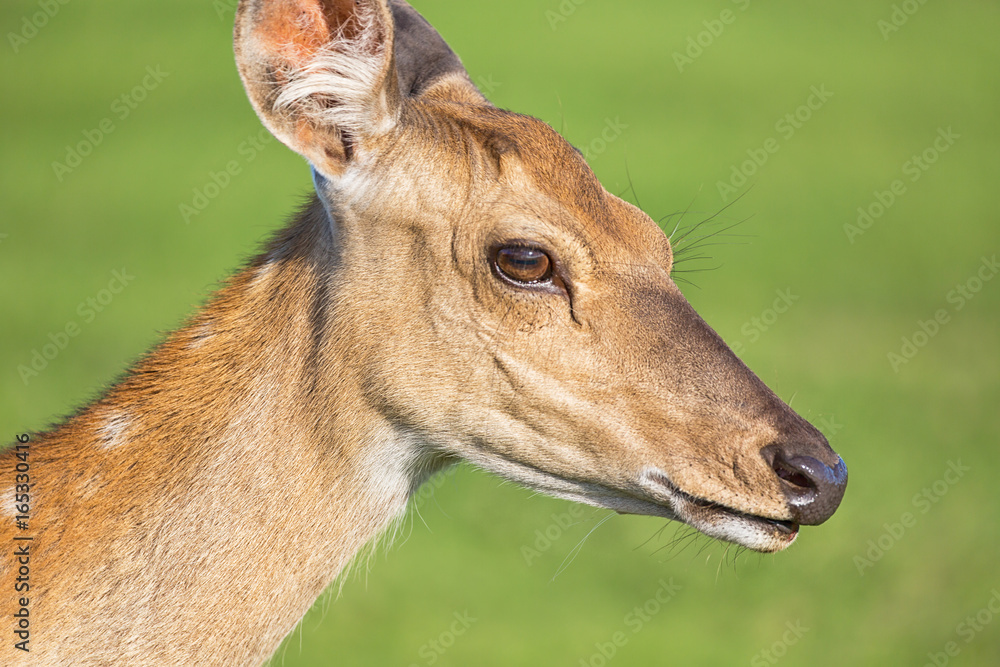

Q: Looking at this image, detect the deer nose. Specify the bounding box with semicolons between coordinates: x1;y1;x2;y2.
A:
770;453;848;525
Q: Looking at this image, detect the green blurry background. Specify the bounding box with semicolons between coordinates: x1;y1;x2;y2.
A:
2;0;998;664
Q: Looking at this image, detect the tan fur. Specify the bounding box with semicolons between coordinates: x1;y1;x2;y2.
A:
1;1;845;664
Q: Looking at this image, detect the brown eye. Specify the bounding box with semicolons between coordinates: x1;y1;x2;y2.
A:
495;246;552;284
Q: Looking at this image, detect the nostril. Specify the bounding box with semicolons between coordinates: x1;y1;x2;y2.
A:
773;460;816;490
767;452;848;526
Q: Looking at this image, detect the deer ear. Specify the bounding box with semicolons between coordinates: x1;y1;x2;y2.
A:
235;0;485;178
388;1;486;105
235;0;401;177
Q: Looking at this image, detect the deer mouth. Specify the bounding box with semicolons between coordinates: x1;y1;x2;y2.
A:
636;469;799;553
462;451;799;553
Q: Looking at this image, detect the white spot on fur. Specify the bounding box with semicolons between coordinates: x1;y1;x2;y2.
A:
1;488;17;518
274;4;396;138
97;411;131;450
187;321;214;349
250;262;273;288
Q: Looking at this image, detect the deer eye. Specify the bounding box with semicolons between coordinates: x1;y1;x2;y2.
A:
494;246;552;284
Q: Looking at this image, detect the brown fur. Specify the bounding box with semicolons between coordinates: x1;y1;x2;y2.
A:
0;1;845;664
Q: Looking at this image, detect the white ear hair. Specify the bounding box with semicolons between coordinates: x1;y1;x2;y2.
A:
274;4;397;137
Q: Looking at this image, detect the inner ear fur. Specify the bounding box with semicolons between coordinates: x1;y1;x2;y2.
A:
235;0;486;177
235;0;399;175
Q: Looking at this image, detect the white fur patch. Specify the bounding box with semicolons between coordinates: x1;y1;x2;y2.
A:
97;411;131;450
187;321;214;349
250;262;274;289
1;488;16;518
274;5;396;137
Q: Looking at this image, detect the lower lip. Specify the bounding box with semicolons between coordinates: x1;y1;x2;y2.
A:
758;518;799;544
763;517;798;534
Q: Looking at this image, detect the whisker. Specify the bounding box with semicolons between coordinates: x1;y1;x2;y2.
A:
634;522;670;551
551;512;615;581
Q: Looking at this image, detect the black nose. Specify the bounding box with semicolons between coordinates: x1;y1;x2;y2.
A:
770;453;848;525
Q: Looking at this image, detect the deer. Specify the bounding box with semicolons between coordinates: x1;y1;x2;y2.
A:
1;0;847;664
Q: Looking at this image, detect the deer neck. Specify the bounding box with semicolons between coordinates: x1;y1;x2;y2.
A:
23;198;423;663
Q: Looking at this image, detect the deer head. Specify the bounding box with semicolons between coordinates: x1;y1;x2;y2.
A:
234;0;847;553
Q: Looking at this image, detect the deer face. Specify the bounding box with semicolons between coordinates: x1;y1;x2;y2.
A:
236;0;846;552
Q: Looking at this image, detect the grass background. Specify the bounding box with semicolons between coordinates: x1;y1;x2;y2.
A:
2;0;998;664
